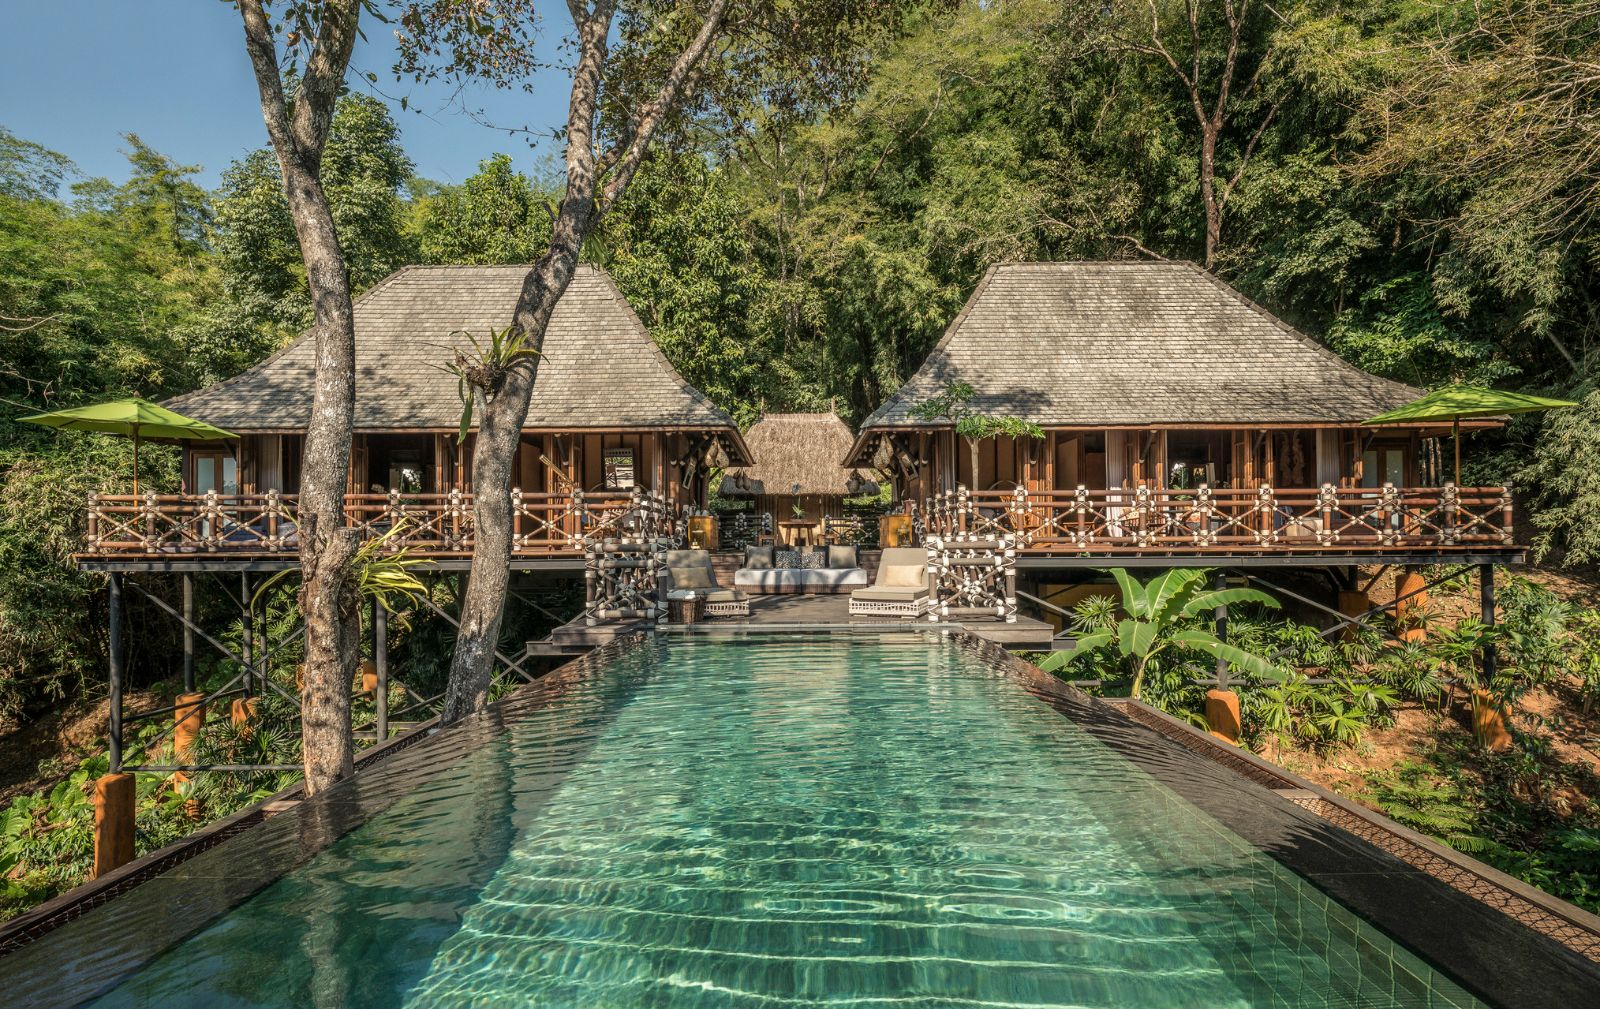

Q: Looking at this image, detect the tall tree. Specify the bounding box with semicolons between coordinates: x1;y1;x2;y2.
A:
234;0;366;794
418;0;898;722
213;93;415;339
1114;0;1284;268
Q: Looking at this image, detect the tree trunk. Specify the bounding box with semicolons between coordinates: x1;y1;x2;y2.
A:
440;235;590;723
282;161;361;792
237;0;363;793
1199;123;1222;269
439;0;729;723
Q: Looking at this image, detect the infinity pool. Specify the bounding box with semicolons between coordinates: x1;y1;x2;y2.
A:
1;633;1566;1007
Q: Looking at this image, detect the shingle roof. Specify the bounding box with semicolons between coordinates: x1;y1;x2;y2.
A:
166;264;741;435
858;261;1421;432
718;412;861;497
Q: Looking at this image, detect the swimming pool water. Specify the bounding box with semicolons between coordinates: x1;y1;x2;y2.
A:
52;635;1489;1007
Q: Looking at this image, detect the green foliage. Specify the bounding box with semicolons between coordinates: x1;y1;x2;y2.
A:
601;155;773;426
212;93;414;342
1038;568;1284;699
411;154;552;265
1363;745;1600;915
1521;386;1600;567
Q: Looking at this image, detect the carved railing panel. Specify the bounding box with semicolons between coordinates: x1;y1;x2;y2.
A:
921;483;1515;554
718;511;771;550
83;487;685;559
927;533;1018;623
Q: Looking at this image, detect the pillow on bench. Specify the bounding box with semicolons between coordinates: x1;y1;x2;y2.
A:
826;545;858;569
744;544;775;569
669;565;714;589
881;563;926;588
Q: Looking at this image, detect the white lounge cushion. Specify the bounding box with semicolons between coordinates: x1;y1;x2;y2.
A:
850;584;929;603
666;587;747;603
733;567;868;590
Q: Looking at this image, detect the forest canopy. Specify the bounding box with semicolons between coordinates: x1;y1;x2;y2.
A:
4;0;1600;717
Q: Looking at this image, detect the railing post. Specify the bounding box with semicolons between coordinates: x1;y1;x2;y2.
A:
87;491;100;549
1319;483;1337;546
510;487;523;552
1500;483;1514;544
1440;481;1459;545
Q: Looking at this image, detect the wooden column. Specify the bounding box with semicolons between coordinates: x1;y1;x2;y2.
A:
240;573;253;698
108;573;125;772
92;773;135;878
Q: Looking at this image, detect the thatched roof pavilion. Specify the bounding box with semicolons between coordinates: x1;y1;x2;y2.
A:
720;412;864;498
720;413;872;539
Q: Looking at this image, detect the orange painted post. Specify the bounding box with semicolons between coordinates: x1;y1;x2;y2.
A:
1395;569;1429;643
173;691;206;760
358;659;378;695
231;697;258;735
1337;590;1370;641
1204;689;1242;744
92;773;135;879
1471;690;1513;752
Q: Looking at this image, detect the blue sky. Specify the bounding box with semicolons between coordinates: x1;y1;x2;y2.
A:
0;1;571;191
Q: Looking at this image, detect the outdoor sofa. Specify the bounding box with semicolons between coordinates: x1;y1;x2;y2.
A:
847;546;931;618
733;544;868;594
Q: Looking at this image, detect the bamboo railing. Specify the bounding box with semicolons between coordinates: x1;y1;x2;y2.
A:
83;486;682;558
922;483;1515;554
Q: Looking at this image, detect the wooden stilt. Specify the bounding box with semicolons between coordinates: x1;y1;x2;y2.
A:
92;773;135;878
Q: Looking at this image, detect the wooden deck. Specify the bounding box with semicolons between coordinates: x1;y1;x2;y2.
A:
535;594;1058;657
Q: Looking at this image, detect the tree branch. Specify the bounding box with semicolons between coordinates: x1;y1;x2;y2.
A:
600;0;733;206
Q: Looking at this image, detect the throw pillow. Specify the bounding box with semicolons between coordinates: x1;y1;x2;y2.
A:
798;548;825;570
775;550;800;569
744;544;775;569
826;545;858;570
669;565;714;589
881;564;926;588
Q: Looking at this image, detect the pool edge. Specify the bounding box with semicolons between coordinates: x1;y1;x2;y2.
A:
0;632;651;959
961;631;1600;966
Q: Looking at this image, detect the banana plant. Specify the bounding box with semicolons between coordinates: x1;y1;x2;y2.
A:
1039;568;1287;699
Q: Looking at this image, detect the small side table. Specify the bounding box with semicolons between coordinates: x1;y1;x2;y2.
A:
668;594;705;624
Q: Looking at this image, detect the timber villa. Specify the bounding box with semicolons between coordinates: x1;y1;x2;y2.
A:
80;264;751;570
846;261;1519;567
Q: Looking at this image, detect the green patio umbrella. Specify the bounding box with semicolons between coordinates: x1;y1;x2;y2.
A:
18;397;236;494
1364;385;1577;485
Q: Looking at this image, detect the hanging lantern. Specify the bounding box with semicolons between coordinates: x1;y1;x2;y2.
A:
871;437;895;471
706;437;730;469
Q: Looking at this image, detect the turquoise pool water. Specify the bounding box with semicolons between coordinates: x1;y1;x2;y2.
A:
58;635;1488;1007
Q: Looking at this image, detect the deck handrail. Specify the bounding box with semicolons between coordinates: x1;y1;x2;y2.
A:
922;483;1515;553
83;486;681;558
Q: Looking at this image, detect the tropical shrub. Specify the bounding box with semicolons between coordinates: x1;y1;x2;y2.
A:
1040;569;1285;700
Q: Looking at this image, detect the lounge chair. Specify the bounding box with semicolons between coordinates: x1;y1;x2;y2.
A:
660;548;750;617
848;546;931;618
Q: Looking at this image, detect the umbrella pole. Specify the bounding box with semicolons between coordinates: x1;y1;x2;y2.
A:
132;429;140;497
